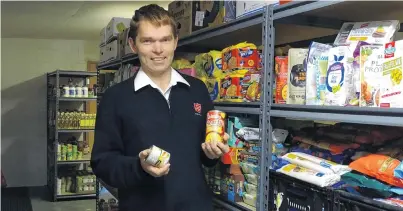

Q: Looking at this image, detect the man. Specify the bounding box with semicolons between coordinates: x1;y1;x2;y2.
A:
91;4;229;211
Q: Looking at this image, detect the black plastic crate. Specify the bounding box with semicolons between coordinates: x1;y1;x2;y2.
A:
333;190;403;211
270;171;333;211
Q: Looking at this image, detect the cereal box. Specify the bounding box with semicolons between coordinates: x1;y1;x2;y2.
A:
360;45;383;107
334;20;400;47
275;56;288;104
287;49;308;105
324;46;356;106
380;40;403;108
306;42;332;105
222;42;259;71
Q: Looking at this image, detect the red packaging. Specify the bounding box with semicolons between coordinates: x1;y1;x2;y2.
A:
275;56;288;104
222;42;259;71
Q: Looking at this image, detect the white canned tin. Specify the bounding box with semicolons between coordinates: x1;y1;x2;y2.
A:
144;145;170;168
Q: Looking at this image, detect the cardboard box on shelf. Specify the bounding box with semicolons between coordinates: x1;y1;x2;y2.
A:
118;28;133;58
192;1;236;33
100;27;106;46
105;17;131;41
236;1;277;18
99;45;107;63
105;40;119;61
168;1;236;38
168;1;192;38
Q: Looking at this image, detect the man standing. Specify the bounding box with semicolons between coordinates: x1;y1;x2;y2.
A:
91;4;229;211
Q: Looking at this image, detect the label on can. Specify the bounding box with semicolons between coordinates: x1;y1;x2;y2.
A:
205;110;226;143
145;145;170;168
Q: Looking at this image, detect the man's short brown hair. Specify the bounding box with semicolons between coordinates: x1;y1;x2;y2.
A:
129;4;178;41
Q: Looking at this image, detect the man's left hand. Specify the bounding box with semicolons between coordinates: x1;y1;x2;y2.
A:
202;133;230;159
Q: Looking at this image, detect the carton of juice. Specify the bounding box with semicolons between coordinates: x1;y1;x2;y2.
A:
380;41;403;108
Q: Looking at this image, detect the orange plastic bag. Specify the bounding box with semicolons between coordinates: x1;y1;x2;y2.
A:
349;154;403;188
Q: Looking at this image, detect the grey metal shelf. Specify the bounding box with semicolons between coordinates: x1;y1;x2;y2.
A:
57;129;94;133
273;1;403;32
97;59;121;70
214;102;261;107
48;70;98;77
213;195;254;211
57;160;91;165
57;193;96;200
50;97;98;101
214;106;261;115
270;108;403;127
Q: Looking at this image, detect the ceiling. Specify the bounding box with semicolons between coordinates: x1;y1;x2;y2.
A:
1;1;171;40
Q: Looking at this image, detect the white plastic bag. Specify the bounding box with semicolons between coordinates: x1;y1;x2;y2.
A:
277;164;341;187
282;152;351;175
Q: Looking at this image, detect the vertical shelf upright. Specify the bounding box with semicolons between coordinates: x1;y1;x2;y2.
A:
46;70;98;201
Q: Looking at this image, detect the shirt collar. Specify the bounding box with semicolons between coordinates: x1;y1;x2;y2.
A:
134;67;190;92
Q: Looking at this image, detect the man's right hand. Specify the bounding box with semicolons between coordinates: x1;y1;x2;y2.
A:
139;149;170;177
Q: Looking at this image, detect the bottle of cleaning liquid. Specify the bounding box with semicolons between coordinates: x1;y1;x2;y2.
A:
63;85;70;97
68;78;75;97
76;84;82;98
82;79;89;98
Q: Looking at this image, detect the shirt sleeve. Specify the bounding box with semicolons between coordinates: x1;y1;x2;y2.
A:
199;81;220;168
91;90;151;188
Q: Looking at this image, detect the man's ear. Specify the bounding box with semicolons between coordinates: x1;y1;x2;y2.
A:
128;38;137;54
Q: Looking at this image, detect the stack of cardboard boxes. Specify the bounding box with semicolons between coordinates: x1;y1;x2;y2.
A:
168;1;236;38
98;1;281;64
99;17;131;64
168;1;279;38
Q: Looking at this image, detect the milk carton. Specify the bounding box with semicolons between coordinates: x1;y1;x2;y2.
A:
324;46;356;106
380;40;403;108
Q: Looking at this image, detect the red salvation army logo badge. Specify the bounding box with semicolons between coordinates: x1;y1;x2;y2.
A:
194;103;202;114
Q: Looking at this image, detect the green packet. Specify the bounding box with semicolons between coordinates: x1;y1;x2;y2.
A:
342;172;389;190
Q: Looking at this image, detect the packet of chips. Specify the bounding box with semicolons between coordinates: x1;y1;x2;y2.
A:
222;42;259;71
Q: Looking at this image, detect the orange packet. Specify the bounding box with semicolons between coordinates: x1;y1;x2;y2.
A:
275;56;288;104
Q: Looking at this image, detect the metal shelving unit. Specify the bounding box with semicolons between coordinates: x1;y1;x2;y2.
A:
47;70;98;201
268;1;403;211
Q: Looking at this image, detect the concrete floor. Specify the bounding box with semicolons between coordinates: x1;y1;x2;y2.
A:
29;186;95;211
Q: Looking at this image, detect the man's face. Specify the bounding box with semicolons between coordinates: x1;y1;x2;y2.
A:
130;21;178;74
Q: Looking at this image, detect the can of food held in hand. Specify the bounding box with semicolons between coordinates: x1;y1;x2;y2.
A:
205;110;226;143
145;145;170;168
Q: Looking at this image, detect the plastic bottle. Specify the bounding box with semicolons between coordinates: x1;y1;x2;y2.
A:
82;86;88;98
76;84;82;98
68;78;75;97
63;85;70;97
82;78;89;98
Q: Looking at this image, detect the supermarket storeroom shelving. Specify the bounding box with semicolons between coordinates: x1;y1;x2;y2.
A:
95;1;403;211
